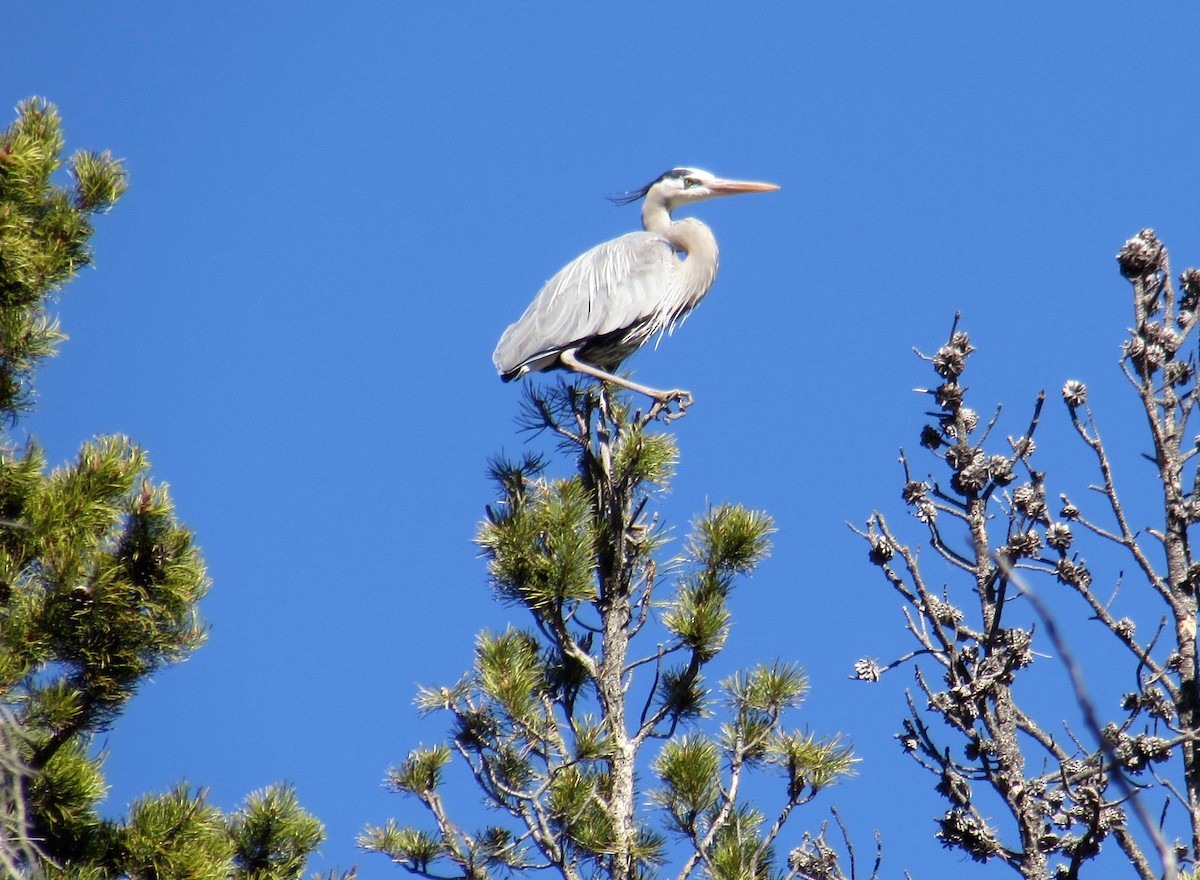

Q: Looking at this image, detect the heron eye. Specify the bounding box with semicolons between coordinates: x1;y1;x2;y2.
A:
684;177;701;188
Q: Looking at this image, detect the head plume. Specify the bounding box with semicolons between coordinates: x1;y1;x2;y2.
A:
608;168;696;206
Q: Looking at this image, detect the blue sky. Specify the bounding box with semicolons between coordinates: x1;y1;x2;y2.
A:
7;4;1200;876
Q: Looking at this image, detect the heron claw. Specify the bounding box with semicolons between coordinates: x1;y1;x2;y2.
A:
646;389;694;422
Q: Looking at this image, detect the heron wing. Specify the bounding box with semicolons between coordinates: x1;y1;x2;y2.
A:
493;231;676;376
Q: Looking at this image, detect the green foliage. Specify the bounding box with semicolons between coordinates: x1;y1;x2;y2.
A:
29;760;329;880
546;764;618;855
2;435;209;739
32;782;327;880
570;714;611;761
479;474;599;613
367;385;854;880
663;576;732;662
689;503;774;575
361;821;444;872
0;98;332;879
120;784;234;880
610;421;678;489
229;784;326;880
664;504;775;665
0;97;127;422
386;745;453;796
771;730;856;800
474;627;545;722
26;737;111;864
651;734;722;834
706;805;774;880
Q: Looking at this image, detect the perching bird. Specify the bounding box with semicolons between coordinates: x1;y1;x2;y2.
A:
493;167;779;416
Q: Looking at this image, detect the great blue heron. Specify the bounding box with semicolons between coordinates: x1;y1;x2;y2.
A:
493;167;779;417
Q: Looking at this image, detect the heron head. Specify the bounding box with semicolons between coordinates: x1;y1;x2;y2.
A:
611;168;779;213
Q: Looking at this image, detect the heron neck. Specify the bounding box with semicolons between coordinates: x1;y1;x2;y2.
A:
641;193;673;236
641;197;719;293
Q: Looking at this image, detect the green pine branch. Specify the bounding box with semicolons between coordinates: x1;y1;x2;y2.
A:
365;384;857;880
0;97;337;880
0;97;127;423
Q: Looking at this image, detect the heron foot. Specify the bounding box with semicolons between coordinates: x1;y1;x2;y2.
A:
646;389;694;423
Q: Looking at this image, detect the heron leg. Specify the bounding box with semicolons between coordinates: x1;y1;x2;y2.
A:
559;348;693;420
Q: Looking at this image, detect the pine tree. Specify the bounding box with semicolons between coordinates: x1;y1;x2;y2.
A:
855;232;1200;878
363;385;858;880
0;98;341;880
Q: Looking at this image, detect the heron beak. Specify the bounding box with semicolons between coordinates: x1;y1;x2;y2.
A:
706;178;780;195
